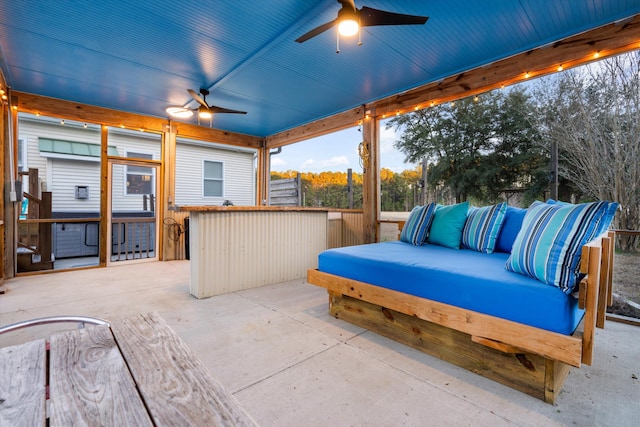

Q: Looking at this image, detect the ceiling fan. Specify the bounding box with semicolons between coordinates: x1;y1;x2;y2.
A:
165;89;246;125
295;0;428;47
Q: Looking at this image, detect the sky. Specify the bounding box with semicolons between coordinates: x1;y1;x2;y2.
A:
270;118;418;174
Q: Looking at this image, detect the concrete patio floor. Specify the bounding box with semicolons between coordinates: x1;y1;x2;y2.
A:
1;260;638;426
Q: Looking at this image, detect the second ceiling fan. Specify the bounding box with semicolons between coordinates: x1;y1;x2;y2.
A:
295;0;428;45
187;88;247;118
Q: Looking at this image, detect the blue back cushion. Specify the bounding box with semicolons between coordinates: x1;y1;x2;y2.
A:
505;200;617;293
461;202;507;253
427;202;469;249
495;206;527;253
400;203;436;245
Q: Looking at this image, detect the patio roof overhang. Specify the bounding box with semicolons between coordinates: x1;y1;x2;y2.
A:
1;3;640;261
1;2;639;144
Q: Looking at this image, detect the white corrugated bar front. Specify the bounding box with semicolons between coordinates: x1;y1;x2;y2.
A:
189;210;327;298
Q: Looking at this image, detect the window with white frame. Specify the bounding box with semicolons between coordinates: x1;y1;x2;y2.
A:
203;160;223;197
126;152;154;195
17;139;26;172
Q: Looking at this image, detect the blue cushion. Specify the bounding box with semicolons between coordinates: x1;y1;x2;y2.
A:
318;241;584;334
495;206;527;253
506;200;616;293
400;203;436;245
461;202;507;253
427;202;469;249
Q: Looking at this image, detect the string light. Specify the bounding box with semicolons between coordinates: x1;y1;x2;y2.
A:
593;51;600;59
83;123;88;128
60;119;65;125
430;101;435;107
450;101;455;107
557;65;564;71
473;95;479;103
524;72;530;78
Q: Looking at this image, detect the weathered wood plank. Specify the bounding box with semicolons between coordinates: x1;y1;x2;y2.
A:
49;325;153;426
309;269;583;367
597;235;612;328
111;312;257;427
0;340;46;427
329;293;570;403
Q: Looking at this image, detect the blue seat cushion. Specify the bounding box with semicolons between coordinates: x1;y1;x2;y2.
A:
318;241;583;335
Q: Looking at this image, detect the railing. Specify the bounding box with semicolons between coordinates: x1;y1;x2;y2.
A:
111;217;156;261
327;210;364;248
609;229;640;323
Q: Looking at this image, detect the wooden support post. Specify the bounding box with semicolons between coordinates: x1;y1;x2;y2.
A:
39;192;52;263
99;125;108;267
256;143;269;206
361;116;379;243
161;125;177;260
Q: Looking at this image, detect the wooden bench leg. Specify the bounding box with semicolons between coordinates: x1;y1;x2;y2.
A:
329;292;571;403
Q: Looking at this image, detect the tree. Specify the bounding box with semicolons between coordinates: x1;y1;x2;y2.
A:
387;89;547;205
534;52;640;250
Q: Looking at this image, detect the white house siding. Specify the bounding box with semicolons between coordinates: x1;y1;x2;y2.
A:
49;158;101;213
18;115;101;196
18;115;256;212
174;140;256;206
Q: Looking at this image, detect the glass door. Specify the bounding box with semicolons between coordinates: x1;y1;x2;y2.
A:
107;158;159;265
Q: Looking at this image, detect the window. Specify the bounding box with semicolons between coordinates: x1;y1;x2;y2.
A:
17;139;26;172
126;152;154;195
203;160;223;197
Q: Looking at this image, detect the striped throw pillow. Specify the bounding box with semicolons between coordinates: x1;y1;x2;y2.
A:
505;200;614;293
461;202;507;253
400;203;437;245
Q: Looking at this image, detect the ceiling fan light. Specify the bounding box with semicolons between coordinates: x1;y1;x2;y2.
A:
337;8;359;36
165;106;193;118
198;106;212;119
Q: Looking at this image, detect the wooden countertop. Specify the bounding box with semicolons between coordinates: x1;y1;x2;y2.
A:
171;205;330;213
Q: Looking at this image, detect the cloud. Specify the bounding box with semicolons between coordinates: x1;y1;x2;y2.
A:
300;156;350;171
379;126;399;154
270;157;286;168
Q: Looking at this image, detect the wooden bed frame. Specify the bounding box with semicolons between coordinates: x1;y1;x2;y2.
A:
307;231;615;403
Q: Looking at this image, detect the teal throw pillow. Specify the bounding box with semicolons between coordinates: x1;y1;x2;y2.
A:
427;202;469;249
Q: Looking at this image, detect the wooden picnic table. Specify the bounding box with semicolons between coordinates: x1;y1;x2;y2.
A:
0;312;257;426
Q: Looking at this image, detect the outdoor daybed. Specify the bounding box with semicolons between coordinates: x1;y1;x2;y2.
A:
308;200;616;403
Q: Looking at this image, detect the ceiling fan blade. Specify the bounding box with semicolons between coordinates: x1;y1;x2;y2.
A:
208;105;247;115
359;6;428;27
295;19;337;43
187;88;210;109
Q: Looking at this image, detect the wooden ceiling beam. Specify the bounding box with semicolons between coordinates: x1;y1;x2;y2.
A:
12;92;262;149
266;14;640;148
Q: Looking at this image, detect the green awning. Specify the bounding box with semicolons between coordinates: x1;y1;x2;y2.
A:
38;138;119;157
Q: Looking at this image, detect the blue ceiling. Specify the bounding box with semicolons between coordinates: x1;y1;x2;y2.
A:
1;1;639;137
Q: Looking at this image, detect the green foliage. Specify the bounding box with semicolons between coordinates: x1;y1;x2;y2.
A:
387;88;548;205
